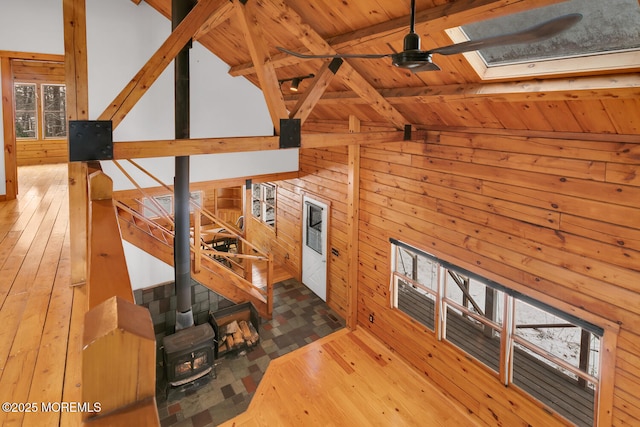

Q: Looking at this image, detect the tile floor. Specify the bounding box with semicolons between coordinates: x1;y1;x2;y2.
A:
156;278;345;427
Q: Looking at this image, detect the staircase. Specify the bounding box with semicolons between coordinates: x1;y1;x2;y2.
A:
115;201;273;319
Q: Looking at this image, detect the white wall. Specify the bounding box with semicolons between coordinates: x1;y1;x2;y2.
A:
1;0;298;290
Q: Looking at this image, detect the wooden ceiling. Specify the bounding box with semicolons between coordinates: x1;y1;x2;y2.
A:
141;0;640;135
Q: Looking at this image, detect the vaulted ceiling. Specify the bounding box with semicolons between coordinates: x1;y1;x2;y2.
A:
141;0;640;135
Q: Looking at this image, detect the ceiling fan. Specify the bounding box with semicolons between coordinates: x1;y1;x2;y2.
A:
277;0;582;73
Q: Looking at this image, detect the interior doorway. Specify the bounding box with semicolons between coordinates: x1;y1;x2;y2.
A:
301;195;328;301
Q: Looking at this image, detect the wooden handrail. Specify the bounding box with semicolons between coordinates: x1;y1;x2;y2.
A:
114;201;274;317
84;165;159;425
87;168;134;308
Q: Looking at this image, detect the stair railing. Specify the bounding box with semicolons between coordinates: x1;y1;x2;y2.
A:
110;159;273;316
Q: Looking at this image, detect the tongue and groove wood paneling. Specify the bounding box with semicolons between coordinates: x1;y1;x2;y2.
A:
260;126;639;425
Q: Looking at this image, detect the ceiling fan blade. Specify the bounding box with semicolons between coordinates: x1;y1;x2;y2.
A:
430;13;583;56
277;46;392;60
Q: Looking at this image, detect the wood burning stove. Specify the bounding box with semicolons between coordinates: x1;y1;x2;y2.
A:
163;322;215;387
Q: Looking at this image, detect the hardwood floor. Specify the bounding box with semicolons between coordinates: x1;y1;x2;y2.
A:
220;327;481;427
0;164;481;426
0;164;83;426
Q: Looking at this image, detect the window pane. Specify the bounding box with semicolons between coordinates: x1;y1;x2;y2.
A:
513;342;595;427
396;278;435;331
15;112;37;138
443;271;504;372
251;184;261;218
514;300;599;375
513;300;600;427
395;247;415;279
462;0;640;65
15;84;37;139
393;246;438;331
42;85;66;138
445;271;504;326
445;306;501;372
15;84;36;110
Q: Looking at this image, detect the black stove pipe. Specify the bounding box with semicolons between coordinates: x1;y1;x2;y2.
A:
173;0;196;330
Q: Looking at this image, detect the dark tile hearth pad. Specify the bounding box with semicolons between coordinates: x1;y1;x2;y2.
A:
156;278;344;427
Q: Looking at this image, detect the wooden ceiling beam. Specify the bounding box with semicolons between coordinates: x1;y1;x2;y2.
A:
262;0;410;130
283;74;640;105
98;0;228;129
235;0;288;134
229;0;565;77
193;1;235;41
112;130;426;159
289;58;343;125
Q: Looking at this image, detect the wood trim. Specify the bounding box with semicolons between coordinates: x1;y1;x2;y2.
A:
234;0;288;134
282;74;640;106
64;0;90;286
346;116;361;329
290;58;342;124
263;0;409;130
111;131;426;159
193;0;234;41
0;51;64;62
98;0;228;129
113;135;279;159
596;325;618;427
1;57;17;199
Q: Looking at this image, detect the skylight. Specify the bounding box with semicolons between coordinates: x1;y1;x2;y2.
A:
445;0;640;79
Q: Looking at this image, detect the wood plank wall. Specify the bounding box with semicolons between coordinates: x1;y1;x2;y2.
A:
267;129;640;426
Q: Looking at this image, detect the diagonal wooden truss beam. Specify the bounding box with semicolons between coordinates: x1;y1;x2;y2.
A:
193;1;235;41
235;0;288;134
262;0;409;130
229;0;566;77
289;58;343;124
99;0;229;129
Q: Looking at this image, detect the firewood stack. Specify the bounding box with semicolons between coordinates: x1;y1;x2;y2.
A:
217;319;259;354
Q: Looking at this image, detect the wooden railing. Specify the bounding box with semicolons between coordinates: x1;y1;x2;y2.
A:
111;158;274;317
115;200;274;317
82;164;159;425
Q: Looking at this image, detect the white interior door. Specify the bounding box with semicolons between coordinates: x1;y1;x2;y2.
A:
302;196;328;301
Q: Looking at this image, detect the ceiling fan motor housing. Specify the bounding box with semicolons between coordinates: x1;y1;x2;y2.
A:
403;31;421;51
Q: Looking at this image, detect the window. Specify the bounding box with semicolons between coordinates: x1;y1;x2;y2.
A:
14;83;67;139
251;183;276;228
14;84;37;138
42;84;67;138
390;239;614;427
445;0;640;79
142;191;202;219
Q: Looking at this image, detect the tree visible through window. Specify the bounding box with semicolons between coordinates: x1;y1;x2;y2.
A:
14;84;37;138
14;83;67;140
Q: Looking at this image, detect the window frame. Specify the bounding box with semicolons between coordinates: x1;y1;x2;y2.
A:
389;238;618;426
41;83;67;139
251;182;276;228
446;26;640;80
14;81;67;141
14;82;38;140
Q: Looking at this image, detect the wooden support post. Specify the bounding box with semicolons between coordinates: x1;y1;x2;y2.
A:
82;296;157;423
267;252;274;317
194;208;201;273
346;115;361;329
1;57;17;200
64;0;90;285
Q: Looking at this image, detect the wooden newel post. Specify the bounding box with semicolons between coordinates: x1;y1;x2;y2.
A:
82;296;158;424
